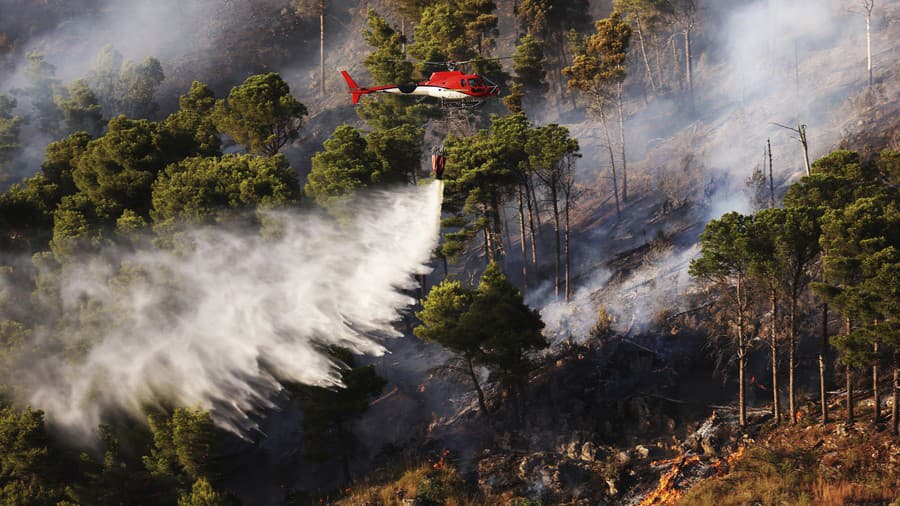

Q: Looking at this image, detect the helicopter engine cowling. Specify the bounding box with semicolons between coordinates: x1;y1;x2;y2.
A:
398;83;417;93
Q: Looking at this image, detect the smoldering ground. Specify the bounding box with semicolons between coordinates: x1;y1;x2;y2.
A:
1;181;444;439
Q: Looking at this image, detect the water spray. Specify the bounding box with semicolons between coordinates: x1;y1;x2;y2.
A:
23;182;445;438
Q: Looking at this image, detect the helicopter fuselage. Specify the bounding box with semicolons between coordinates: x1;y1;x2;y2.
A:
340;70;499;104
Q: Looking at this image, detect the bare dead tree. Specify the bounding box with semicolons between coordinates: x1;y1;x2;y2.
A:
772;122;811;176
767;138;774;207
560;151;582;302
320;0;326;97
865;0;874;88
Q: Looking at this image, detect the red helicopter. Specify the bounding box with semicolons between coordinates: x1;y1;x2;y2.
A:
340;60;502;108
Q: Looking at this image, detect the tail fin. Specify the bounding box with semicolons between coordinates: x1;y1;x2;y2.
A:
340;70;364;104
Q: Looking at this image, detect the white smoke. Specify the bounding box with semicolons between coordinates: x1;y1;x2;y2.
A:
538;0;889;339
24;182;444;437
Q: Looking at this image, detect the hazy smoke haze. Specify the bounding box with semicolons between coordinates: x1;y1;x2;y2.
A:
538;0;887;339
20;182;444;437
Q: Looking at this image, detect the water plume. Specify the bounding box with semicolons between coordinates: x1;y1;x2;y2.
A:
23;181;444;438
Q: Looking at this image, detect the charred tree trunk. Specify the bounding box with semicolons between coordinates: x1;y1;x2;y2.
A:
617;83;628;203
598;104;621;219
467;354;489;416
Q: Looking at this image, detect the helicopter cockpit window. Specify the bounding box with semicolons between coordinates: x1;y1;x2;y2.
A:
468;78;482;88
460;79;466;88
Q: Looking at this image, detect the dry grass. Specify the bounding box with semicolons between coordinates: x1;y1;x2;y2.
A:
813;477;899;506
679;419;900;506
331;464;482;506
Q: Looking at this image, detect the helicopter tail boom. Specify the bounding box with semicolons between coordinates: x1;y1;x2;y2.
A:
340;70;366;104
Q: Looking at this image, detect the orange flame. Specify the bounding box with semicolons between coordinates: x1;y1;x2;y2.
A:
433;449;451;470
639;454;702;505
712;444;746;476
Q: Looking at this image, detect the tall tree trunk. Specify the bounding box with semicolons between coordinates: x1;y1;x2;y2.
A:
466;354;489;415
636;20;656;93
557;36;577;110
513;0;519;39
683;28;694;115
820;298;829;423
866;3;873;88
517;184;528;291
767;138;775;208
873;339;880;424
320;0;326;98
500;202;512;267
492;193;505;263
767;286;779;419
891;354;898;436
846;316;855;424
617;83;628;203
598;104;621;219
525;176;539;265
564;193;571;302
671;36;681;91
482;203;494;264
550;184;561;300
529;173;543;234
654;38;664;90
789;293;798;423
737;274;747;428
847;366;855;424
799;124;811;176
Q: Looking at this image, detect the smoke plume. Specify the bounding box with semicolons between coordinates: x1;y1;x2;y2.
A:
537;0;890;339
20;182;443;438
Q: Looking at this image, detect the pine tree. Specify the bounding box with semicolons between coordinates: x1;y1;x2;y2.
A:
563;12;632;214
213;73;308;156
690;212;756;427
55;79;104;137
